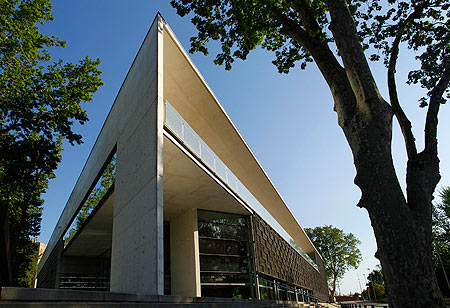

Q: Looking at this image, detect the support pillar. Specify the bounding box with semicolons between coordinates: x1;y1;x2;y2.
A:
110;15;165;295
170;208;201;297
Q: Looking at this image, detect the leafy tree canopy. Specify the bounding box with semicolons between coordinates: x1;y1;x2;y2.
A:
0;0;103;286
365;265;387;300
305;225;361;301
367;266;384;286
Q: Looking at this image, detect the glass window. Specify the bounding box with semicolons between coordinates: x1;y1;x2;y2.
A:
200;255;249;273
201;285;251;299
63;153;116;247
164;221;171;295
200;273;249;284
278;284;288;301
198;210;249;240
258;278;275;300
198;210;252;299
199;238;247;256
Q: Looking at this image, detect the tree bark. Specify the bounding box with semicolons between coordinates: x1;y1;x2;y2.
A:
368;189;444;307
329;286;336;303
330;276;337;302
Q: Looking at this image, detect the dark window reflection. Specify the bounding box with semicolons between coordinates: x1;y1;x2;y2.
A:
201;285;251;299
200;255;249;273
258;277;275;300
200;273;250;283
198;210;252;299
199;238;246;256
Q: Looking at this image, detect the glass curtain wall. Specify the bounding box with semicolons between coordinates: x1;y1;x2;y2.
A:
197;210;254;299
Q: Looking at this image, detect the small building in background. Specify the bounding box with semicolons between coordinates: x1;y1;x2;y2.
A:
32;241;47;288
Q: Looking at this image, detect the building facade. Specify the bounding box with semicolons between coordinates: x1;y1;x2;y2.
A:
37;15;329;302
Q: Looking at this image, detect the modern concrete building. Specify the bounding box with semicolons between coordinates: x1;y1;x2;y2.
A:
36;14;329;302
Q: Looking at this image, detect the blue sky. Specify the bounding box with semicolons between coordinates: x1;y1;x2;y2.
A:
38;0;450;295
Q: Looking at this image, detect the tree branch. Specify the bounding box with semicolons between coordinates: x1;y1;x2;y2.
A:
388;8;424;159
276;11;357;127
325;0;383;110
425;60;450;155
290;0;325;36
406;60;449;216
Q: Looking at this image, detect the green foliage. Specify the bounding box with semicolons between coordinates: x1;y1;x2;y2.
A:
356;0;450;106
171;0;449;102
432;187;450;296
305;225;361;298
365;266;387;300
12;241;38;287
0;0;103;286
75;157;115;229
372;282;386;299
367;267;384;286
170;0;325;72
362;281;386;301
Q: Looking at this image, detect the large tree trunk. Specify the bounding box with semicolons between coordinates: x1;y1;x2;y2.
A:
280;0;447;304
337;94;445;308
368;193;444;307
329;278;337;303
317;1;447;306
0;203;11;286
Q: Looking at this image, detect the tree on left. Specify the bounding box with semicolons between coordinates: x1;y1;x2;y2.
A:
0;0;103;287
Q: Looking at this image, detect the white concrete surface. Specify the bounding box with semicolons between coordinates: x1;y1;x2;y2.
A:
110;15;165;294
170;209;201;297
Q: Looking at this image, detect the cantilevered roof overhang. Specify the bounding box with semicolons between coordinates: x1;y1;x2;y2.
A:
63;134;251;258
162;21;319;256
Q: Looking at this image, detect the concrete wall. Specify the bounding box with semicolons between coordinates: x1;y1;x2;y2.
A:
39;15;165;295
252;215;329;301
170;209;201;297
109;16;165;294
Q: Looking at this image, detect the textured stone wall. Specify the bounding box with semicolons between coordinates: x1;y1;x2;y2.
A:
252;215;329;300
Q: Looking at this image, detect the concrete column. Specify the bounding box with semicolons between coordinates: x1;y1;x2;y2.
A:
110;15;165;295
170;208;201;297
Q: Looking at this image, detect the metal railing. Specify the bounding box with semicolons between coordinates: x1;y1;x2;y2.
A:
255;274;329;303
340;303;389;308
